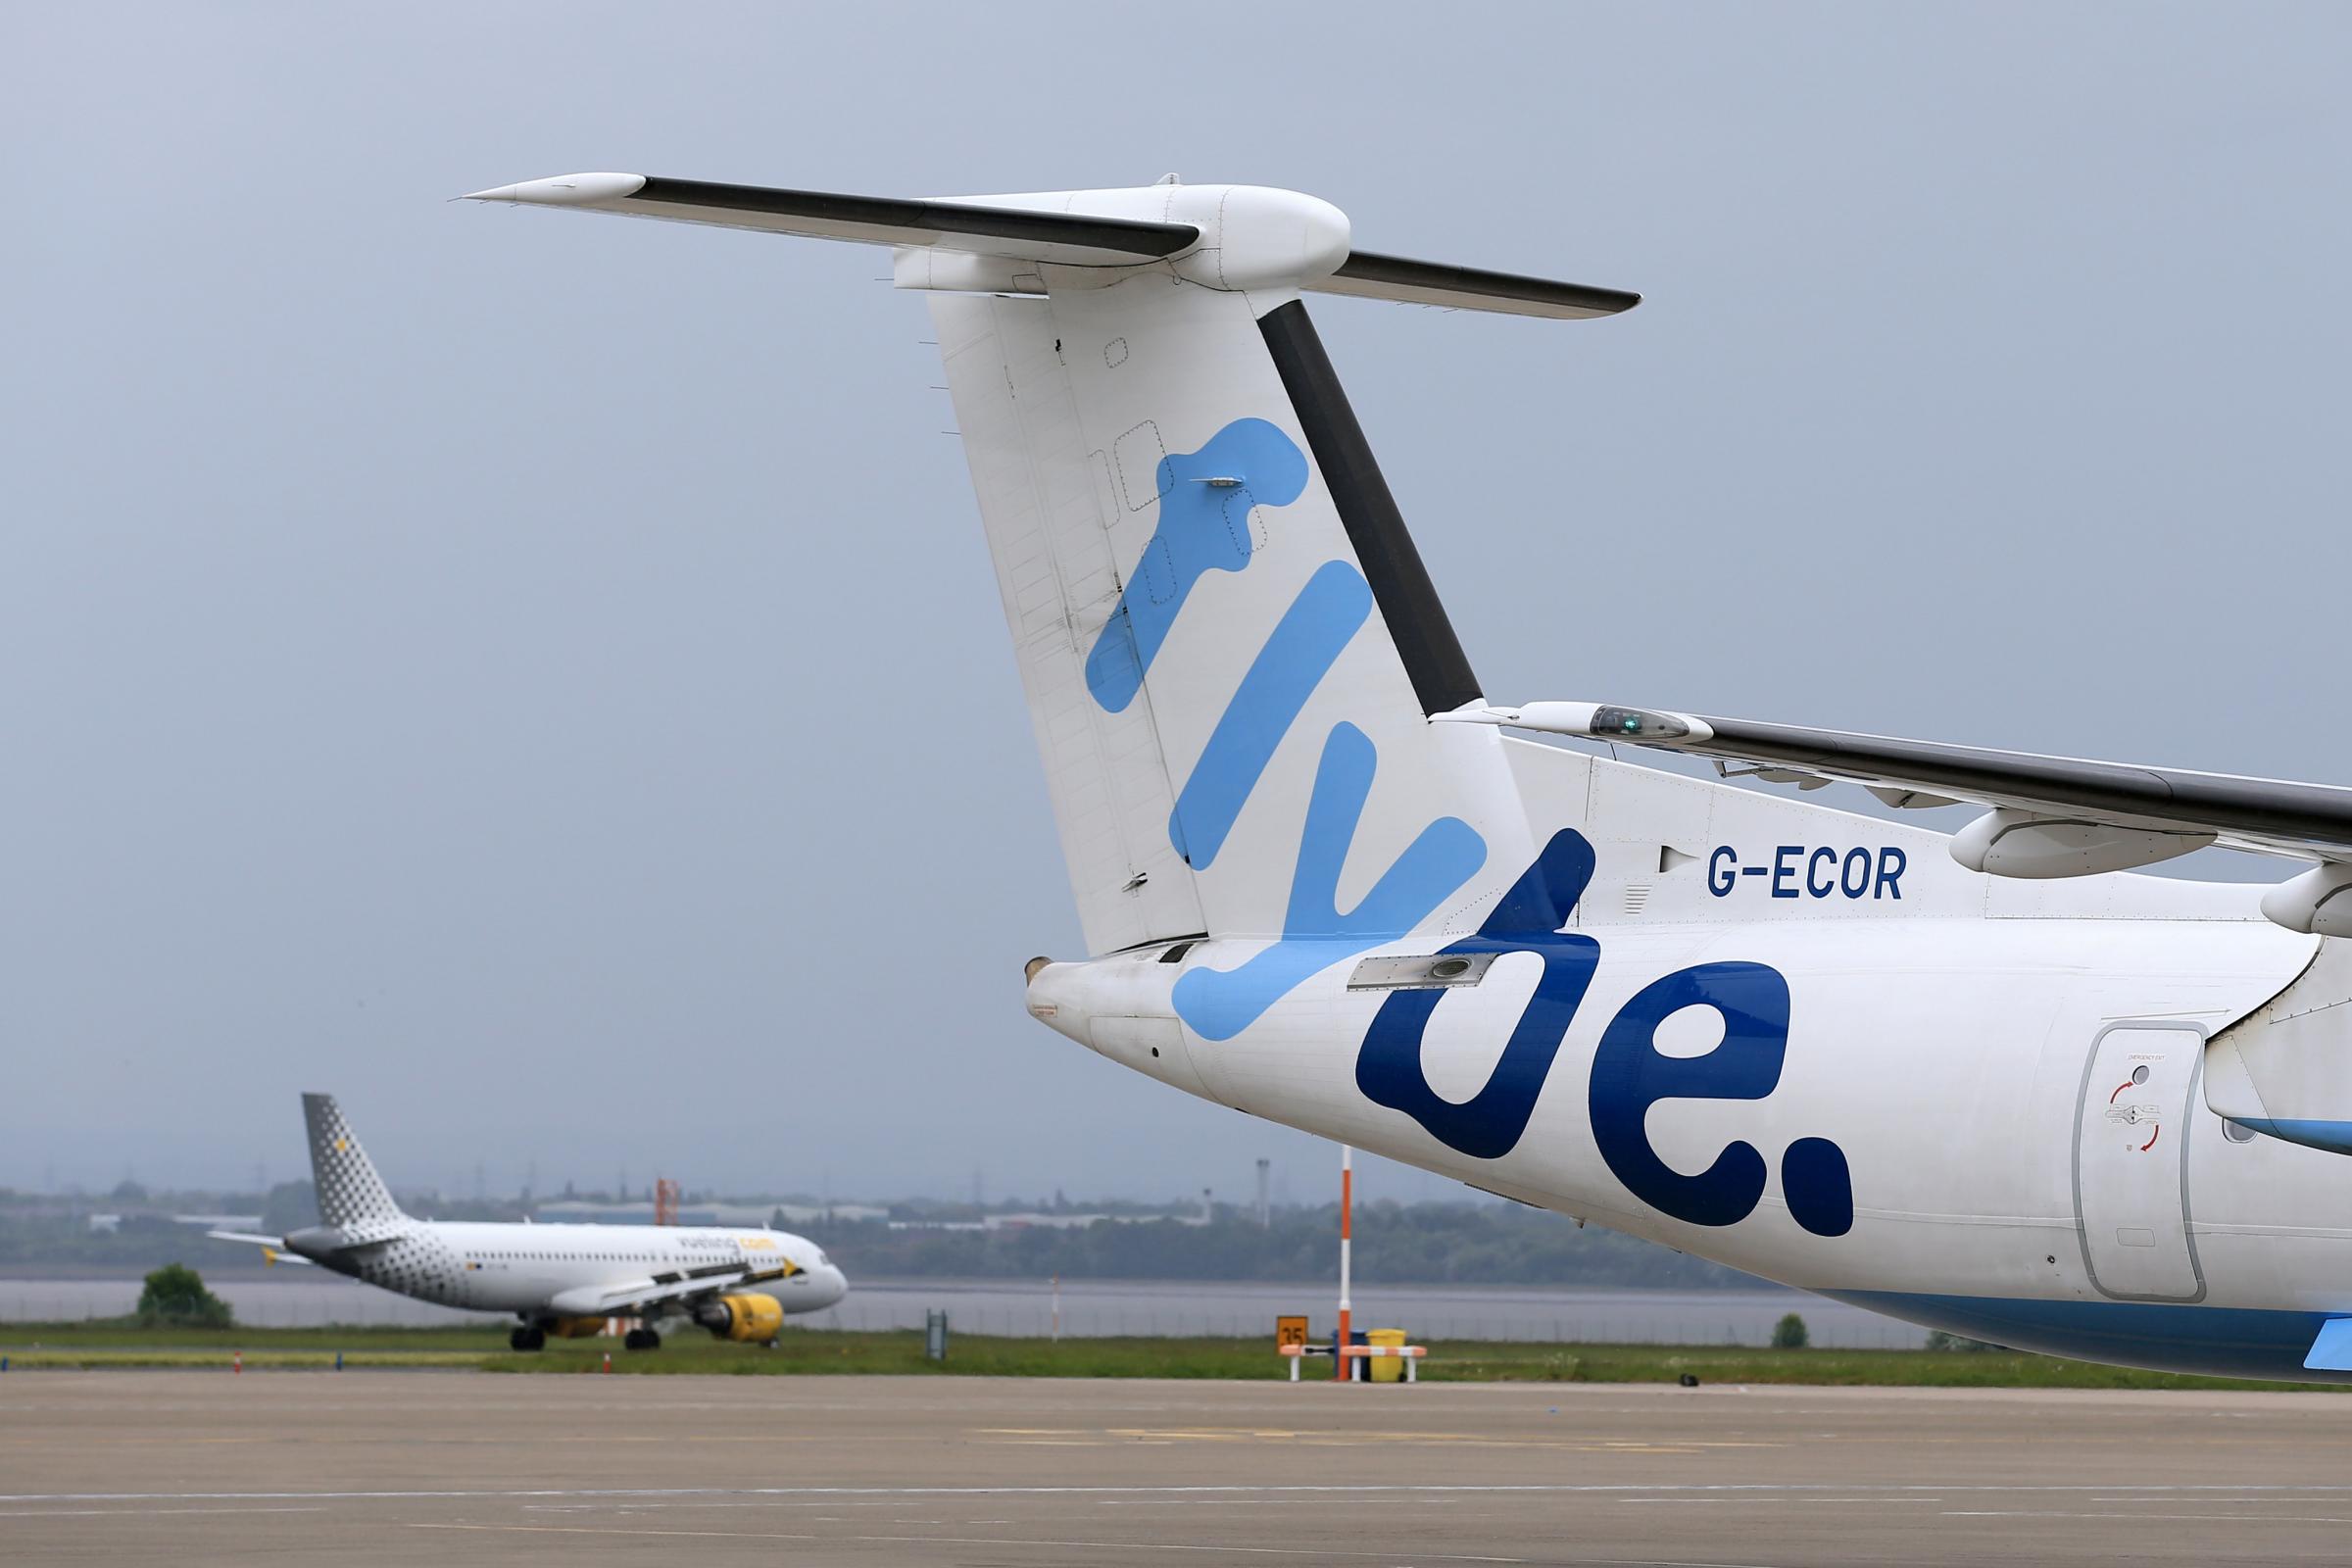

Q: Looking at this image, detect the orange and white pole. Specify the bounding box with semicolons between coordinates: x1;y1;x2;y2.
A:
1334;1145;1352;1382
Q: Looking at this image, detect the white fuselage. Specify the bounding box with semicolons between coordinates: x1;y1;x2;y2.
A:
309;1222;848;1320
462;168;2349;1382
1028;747;2352;1381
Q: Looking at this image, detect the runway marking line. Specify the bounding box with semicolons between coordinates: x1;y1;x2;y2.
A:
403;1519;1785;1567
1094;1500;1306;1508
1059;1427;1755;1455
0;1505;327;1519
1943;1512;2352;1524
1615;1498;1938;1506
1097;1428;1765;1447
984;1439;1106;1446
16;1482;2352;1504
405;1519;1539;1562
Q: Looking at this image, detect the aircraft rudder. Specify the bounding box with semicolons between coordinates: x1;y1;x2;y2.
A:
301;1092;408;1231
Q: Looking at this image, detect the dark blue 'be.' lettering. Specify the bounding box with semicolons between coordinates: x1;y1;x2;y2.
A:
1586;962;1851;1237
1355;832;1598;1160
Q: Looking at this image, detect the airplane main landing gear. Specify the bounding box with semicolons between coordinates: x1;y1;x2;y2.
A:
623;1327;662;1351
510;1325;546;1351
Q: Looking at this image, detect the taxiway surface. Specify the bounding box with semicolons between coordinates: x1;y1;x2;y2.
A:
5;1371;2349;1565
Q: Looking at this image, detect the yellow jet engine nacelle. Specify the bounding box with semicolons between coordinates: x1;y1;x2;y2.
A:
694;1292;784;1343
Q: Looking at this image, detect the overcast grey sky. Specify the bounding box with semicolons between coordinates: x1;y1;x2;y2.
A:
3;3;2346;1201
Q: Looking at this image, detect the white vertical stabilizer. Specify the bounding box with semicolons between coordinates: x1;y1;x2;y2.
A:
935;272;1537;956
462;173;1642;968
302;1092;409;1238
934;290;1206;954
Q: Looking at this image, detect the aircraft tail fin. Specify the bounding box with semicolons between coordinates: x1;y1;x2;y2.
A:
930;279;1545;959
466;174;1638;961
301;1093;409;1233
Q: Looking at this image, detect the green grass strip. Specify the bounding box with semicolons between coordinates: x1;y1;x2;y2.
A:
2;1322;2342;1391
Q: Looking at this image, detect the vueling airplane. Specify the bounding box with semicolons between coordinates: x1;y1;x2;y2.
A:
213;1094;847;1349
467;172;2352;1380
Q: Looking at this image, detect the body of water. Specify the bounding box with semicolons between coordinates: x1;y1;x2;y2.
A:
0;1274;1926;1348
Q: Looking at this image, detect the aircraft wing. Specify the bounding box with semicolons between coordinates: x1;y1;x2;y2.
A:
1439;701;2352;937
546;1257;802;1319
206;1230;314;1266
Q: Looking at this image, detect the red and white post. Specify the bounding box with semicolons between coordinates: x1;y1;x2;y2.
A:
1334;1145;1353;1382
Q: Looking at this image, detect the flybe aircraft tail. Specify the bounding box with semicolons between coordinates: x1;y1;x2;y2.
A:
934;280;1544;954
302;1092;409;1235
462;175;1639;956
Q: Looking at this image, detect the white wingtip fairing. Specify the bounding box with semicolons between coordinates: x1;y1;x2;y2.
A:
461;172;647;206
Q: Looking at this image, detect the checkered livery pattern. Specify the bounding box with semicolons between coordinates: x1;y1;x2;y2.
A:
302;1092;408;1231
355;1230;466;1304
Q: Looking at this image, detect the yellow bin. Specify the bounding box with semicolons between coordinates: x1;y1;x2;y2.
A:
1367;1328;1409;1383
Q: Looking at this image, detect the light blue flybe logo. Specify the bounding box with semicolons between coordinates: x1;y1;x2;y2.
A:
1085;418;1487;1044
1084;418;1850;1239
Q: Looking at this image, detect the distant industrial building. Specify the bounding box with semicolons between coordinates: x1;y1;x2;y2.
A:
531;1200;888;1228
89;1210;263;1235
890;1203;1212;1234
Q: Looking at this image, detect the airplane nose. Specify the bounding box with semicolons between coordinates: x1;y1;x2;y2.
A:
822;1265;849;1305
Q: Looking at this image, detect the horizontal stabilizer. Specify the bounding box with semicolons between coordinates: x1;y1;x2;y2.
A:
207;1230;285;1249
1319;251;1640;319
461;173;1201;267
463;173;1639;319
206;1230;313;1265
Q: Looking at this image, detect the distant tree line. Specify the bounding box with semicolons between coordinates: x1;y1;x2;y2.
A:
805;1200;1762;1289
0;1186;1765;1290
0;1181;528;1270
0;1212;261;1270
